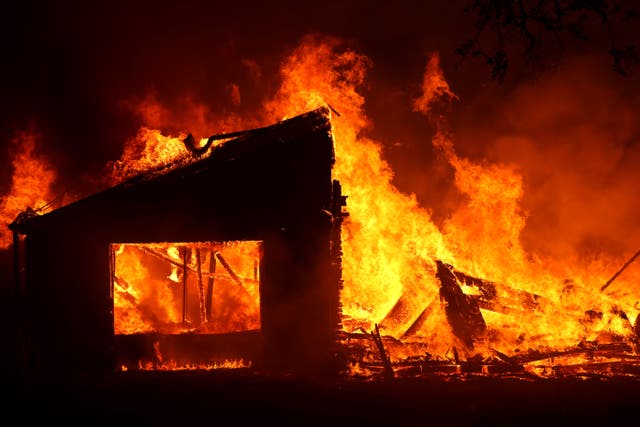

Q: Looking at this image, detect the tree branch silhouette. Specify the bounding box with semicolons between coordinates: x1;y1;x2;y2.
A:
457;0;639;81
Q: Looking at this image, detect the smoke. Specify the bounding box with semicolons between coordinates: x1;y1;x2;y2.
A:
451;54;640;269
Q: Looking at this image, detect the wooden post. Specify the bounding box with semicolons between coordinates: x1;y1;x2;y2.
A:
205;249;216;322
182;246;189;325
436;260;486;350
371;323;394;381
195;248;206;324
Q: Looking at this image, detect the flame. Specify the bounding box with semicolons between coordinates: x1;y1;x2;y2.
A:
260;36;640;366
118;340;252;371
105;93;258;185
413;52;459;117
0;130;56;248
113;243;181;334
257;38;457;359
113;241;261;335
107;35;640;373
8;34;638;375
104;127;192;185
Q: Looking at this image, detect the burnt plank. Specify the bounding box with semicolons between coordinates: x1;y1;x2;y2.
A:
452;268;543;316
436;260;486;350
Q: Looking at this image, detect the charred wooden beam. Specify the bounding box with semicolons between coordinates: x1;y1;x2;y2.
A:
401;299;436;339
601;248;640;292
215;253;256;306
452;268;543;315
182;122;271;157
138;246;202;275
400;259;544;343
381;257;436;336
436;260;486;350
552;360;640;378
205;249;216;322
137;246;256;283
215;253;243;287
380;294;416;332
195;248;206;324
113;275;137;306
370;323;394;381
182;247;189;325
330;179;347;333
509;342;634;364
452;346;460;364
113;275;130;290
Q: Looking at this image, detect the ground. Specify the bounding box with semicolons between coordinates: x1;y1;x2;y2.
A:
5;369;640;425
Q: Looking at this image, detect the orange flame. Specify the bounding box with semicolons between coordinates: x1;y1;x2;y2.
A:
105;93;258;185
113;241;261;335
11;34;633;373
108;36;640;371
104;127;192;185
260;36;640;362
0;130;56;248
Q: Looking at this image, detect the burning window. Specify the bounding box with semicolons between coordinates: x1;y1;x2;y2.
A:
110;240;262;370
111;241;262;335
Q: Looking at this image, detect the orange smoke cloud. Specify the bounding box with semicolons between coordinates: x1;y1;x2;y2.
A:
452;55;640;286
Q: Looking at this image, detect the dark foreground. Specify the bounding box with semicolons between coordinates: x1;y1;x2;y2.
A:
4;368;640;426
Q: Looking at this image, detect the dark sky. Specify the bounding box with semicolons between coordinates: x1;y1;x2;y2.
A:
0;1;472;189
1;0;639;260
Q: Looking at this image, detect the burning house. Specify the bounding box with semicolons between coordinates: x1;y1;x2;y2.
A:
7;104;640;425
11;102;640;384
4;3;640;420
10;107;346;376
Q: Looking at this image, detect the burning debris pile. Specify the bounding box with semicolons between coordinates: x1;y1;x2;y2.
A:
341;256;640;380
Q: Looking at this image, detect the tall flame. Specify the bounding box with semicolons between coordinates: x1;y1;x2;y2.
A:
7;34;638;372
259;36;639;359
105;35;639;363
0;130;56;248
